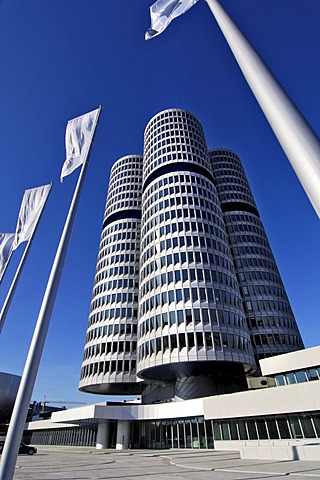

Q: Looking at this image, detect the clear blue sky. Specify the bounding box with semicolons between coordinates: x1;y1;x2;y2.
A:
0;0;319;406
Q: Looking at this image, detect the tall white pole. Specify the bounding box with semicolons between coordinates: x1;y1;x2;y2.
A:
0;106;102;480
205;0;320;218
0;184;53;335
0;244;14;285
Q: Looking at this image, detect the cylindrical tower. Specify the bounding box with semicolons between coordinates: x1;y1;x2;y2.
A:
209;148;304;363
137;109;256;392
79;155;144;394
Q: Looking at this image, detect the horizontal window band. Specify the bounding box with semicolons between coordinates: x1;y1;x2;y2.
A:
143;162;215;191
221;201;260;217
103;210;141;229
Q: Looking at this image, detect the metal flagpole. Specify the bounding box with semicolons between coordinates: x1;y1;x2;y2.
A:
0;106;102;480
0;241;14;285
205;0;320;218
0;184;53;335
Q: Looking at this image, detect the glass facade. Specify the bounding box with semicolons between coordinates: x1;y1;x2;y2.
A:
209;411;320;442
131;416;211;449
275;365;320;386
79;109;303;398
138;110;255;382
29;411;320;448
79;155;143;394
30;426;98;447
131;411;320;448
210;149;304;363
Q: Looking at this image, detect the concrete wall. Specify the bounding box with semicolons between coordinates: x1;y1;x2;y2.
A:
214;440;320;460
239;441;320;461
52;398;205;424
260;346;320;376
203;381;320;419
52;381;319;426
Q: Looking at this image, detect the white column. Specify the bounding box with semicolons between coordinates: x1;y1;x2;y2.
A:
205;0;320;218
116;421;131;450
96;421;110;450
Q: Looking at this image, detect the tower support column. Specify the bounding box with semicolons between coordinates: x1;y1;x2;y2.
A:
116;420;131;450
96;420;110;449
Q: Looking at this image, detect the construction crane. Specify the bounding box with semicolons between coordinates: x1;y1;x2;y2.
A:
41;397;86;411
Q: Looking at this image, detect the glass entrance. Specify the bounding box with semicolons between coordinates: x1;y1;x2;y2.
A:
131;416;211;449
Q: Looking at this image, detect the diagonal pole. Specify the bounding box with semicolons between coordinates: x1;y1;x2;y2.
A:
205;0;320;218
0;246;14;286
0;184;53;335
0;106;102;480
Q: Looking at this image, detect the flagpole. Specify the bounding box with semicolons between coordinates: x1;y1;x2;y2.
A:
0;106;102;480
0;247;14;285
0;184;53;335
204;0;320;218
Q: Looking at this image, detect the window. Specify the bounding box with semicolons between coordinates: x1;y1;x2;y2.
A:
184;288;190;302
256;419;268;439
169;290;175;304
277;418;291;439
175;271;181;282
179;333;186;348
205;333;212;348
213;423;221;440
307;369;319;381
300;415;316;438
313;414;320;437
213;332;221;348
266;418;279;439
190;269;196;281
171;335;177;350
275;374;286;386
191;288;198;302
188;333;195;348
221;333;228;348
168;271;174;284
196;332;204;348
247;420;258;439
199;288;206;301
182;270;188;282
288;416;303;439
221;422;230;440
285;372;296;385
229;420;238;440
186;310;192;324
238;420;248;440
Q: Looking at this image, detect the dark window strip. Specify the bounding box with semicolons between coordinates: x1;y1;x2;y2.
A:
221;201;260;217
143;162;215;191
103;210;141;229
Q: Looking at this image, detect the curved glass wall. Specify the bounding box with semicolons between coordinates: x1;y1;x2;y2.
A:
209;149;304;362
137;110;255;383
79;155;144;394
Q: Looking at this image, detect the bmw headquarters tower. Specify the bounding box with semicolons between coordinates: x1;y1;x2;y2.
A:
79;108;304;403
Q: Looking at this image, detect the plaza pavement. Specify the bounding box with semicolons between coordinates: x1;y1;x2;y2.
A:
10;447;320;480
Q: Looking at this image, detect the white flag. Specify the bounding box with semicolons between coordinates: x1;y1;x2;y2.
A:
13;184;52;249
0;233;15;283
60;108;100;182
145;0;199;40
